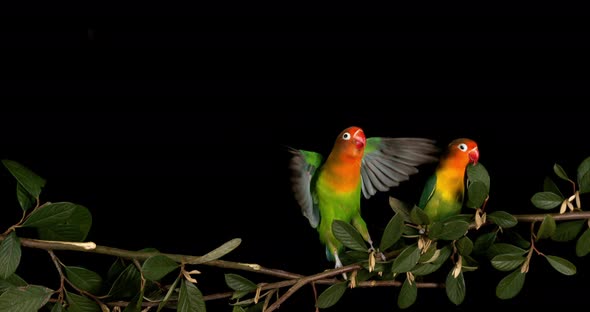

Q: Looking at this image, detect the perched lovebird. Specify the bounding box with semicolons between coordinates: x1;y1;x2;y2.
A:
418;138;480;223
288;126;438;269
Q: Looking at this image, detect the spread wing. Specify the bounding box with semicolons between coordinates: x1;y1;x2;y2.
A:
361;137;439;199
288;147;324;228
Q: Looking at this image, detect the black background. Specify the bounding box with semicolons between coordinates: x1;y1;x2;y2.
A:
2;5;590;311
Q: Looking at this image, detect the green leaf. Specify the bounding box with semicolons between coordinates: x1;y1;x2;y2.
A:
466;181;488;208
0;233;21;280
178;280;206;312
332;220;367;252
316;282;347;309
536;214;556;241
0;274;28;293
473;232;497;255
487;211;518;228
553;163;570;181
579;172;590;194
411;245;452;276
456;236;473;256
23;202;92;242
410;206;430;225
122;293;143;312
157;276;180;312
486;243;527;259
543;177;564;197
397;277;417;309
2;160;46;199
392;244;420;273
576;228;590;257
50;302;65;312
467;162;490;191
545;255;576;275
445;270;465;305
530;192;563;210
66;291;101;312
388;197;412;222
418;242;438;263
106;258;126;284
189;238;241;264
64;266;102;295
503;231;531;249
0;285;53;312
232;306;246;312
224;274;257;292
380;213;404;251
108;264;141;299
428;221;469;241
496;269;525;299
491;254;526;272
16;183;35;212
551;220;585;242
142;255;179;281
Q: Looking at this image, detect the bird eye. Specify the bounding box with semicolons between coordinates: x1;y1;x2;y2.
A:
342;132;351;140
458;143;468;152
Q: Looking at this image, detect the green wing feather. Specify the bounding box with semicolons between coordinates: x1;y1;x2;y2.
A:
288;148;323;228
418;174;437;208
361;137;439;199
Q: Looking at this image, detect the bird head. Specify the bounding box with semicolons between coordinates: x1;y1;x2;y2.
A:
334;126;366;158
448;138;479;166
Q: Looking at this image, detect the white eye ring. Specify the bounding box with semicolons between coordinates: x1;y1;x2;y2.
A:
458;143;468;152
342;132;351;140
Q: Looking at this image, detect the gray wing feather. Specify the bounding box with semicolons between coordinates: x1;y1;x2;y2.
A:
361;138;439;199
288;148;321;228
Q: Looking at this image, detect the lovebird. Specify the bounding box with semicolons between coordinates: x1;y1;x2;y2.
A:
288;126;438;269
418;138;479;223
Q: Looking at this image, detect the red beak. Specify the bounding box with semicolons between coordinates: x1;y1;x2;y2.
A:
469;148;479;165
353;131;366;149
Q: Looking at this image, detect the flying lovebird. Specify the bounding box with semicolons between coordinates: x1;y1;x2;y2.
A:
418;138;480;223
288;126;439;270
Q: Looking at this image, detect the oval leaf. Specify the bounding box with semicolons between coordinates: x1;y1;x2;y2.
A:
473;232;497;255
536;215;556;241
431;221;469;241
530;192;563;210
467;162;490;191
545;255;576;275
332;220;367;252
579;172;590;194
392;244;421;273
108;264;141;299
491;254;526;271
16;183;35;212
178;280;206;312
0;285;53;312
456;236;473;256
397;277;417;309
22;202;92;242
66;290;101;312
37;205;92;242
142;255;179;281
496;269;525;299
543;177;563;197
553;163;570;181
466;181;488;208
410;206;430;225
190;238;241;264
0;232;21;280
2;160;46;199
316;282;347;309
486;243;527;259
551;220;585;242
445;269;465;305
487;211;517;228
411;245;452;276
64;266;103;294
576;227;590;257
224;274;257;292
380;213;404;251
